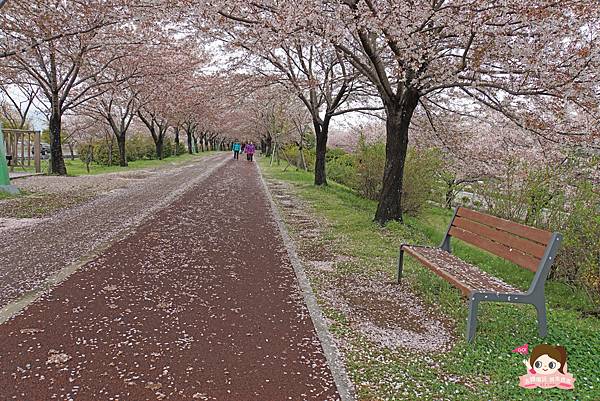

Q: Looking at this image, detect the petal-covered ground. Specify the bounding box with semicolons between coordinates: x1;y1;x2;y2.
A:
0;158;339;400
0;154;226;308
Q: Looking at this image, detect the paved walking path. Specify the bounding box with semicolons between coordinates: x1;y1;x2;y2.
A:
0;159;340;400
0;154;226;309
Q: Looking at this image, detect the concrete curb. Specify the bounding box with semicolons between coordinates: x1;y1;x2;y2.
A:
256;161;356;401
0;154;229;325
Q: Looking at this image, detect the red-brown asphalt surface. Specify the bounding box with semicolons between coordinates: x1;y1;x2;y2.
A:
0;159;339;400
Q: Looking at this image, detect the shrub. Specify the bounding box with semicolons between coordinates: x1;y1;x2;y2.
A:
325;147;348;163
127;135;156;161
326;149;355;188
354;140;386;200
304;148;315;171
280;144;299;168
352;141;442;216
162;139;174;159
475;159;600;304
175;141;186;156
551;181;600;300
401;148;443;216
76;135;179;165
280;144;314;171
93;141;118;165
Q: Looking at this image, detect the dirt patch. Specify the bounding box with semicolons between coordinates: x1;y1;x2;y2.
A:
12;175;128;196
344;292;427;332
309;260;335;272
323;275;455;353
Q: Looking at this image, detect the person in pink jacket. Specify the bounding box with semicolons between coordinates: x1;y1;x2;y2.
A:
244;141;256;162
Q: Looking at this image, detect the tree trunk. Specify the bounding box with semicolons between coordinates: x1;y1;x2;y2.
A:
445;181;455;209
117;134;128;167
187;131;193;154
85;143;93;173
49;103;66;175
155;136;164;160
68;143;75;161
313;117;329;186
374;91;419;225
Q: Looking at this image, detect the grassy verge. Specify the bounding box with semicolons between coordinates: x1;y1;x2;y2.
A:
260;158;600;401
11;152;216;177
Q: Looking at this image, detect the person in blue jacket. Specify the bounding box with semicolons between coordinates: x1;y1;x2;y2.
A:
232;140;241;160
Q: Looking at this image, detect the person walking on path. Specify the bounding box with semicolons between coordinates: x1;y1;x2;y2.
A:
245;141;256;161
232;140;241;160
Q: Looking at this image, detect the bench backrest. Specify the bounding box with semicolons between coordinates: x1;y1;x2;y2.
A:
446;207;553;272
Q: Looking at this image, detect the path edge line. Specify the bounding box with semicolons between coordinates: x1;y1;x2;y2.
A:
256;161;356;401
0;154;229;325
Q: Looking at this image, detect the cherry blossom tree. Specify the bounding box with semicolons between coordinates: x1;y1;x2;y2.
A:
85;86;138;166
61;115;96;161
77;39;173;166
201;7;385;185
0;1;140;174
0;0;191;174
324;1;600;223
202;1;600;223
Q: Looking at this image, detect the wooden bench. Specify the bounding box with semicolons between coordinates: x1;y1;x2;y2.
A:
397;207;562;342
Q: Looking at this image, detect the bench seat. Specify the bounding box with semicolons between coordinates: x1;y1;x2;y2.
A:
402;245;522;296
397;207;562;342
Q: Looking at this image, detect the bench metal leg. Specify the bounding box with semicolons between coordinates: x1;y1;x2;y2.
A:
535;302;548;337
397;248;404;283
466;297;479;343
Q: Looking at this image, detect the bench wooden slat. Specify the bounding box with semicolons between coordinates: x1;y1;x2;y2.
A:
449;226;540;272
403;246;473;296
452;216;547;259
456;207;552;245
402;246;522;296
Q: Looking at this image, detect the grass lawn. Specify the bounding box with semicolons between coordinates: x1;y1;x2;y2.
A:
260;158;600;401
11;152;216;177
